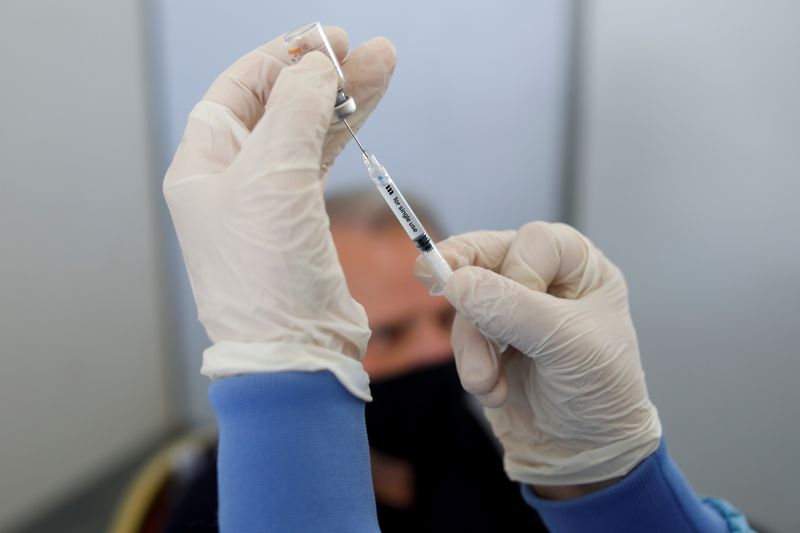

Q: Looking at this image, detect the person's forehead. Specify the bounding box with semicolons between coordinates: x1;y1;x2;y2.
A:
333;225;420;288
332;225;431;318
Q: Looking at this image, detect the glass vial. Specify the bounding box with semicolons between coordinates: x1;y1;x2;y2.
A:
284;22;356;121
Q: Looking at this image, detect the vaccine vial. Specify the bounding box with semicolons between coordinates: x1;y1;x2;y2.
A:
283;22;356;121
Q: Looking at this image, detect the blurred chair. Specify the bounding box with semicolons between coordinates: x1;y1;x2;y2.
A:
109;427;218;533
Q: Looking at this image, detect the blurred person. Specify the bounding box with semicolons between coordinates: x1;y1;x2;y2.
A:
163;27;754;532
327;190;545;531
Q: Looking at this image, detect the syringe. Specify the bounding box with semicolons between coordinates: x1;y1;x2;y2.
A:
342;119;453;289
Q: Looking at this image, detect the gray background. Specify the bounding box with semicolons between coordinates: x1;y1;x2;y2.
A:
0;0;172;530
573;2;799;529
0;0;796;531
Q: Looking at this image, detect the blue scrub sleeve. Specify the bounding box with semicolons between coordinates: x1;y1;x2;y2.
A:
521;439;754;533
209;371;380;533
211;370;752;533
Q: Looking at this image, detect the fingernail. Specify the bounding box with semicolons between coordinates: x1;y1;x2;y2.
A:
429;282;444;296
417;271;435;286
353;37;396;75
442;271;460;305
369;37;397;71
414;257;434;284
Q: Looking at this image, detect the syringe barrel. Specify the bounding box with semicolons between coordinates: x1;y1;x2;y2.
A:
367;160;426;242
363;153;453;287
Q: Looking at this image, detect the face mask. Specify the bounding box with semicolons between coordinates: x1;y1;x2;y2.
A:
366;359;468;464
365;360;547;532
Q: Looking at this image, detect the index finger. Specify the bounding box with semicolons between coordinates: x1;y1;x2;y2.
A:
415;230;516;288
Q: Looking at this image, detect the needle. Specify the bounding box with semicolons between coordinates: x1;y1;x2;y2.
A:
342;119;369;158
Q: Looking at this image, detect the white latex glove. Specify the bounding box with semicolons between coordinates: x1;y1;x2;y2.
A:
415;222;662;486
164;28;396;401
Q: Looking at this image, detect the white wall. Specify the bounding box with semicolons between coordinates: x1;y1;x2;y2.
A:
150;0;573;423
0;1;172;529
574;2;799;531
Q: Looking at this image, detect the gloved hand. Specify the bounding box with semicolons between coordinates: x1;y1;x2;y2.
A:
415;222;662;486
164;28;396;401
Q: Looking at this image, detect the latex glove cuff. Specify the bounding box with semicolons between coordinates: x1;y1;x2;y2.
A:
202;341;372;402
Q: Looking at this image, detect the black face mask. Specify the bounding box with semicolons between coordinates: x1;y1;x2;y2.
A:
365;360;547;533
366;360;468;463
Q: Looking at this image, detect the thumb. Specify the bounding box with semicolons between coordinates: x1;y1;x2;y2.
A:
228;51;338;187
443;266;568;352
